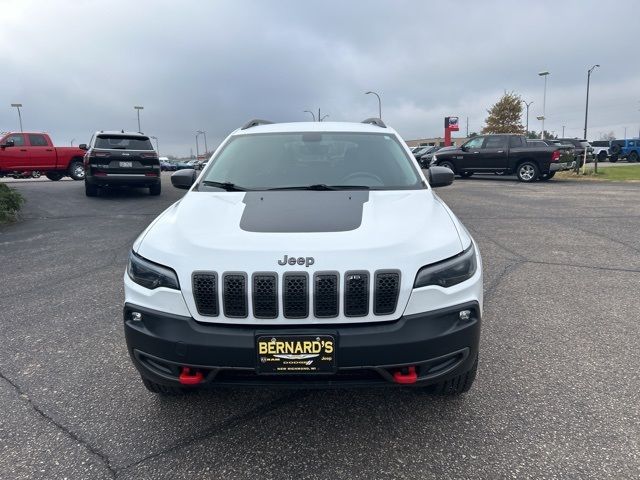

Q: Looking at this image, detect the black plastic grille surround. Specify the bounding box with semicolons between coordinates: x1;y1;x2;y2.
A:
283;273;309;318
374;271;400;315
252;273;278;318
314;273;339;318
344;271;369;317
192;272;218;316
192;270;398;319
223;273;248;318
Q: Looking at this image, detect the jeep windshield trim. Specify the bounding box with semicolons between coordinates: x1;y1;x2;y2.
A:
198;131;424;191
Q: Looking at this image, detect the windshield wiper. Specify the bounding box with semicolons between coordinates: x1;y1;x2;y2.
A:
268;184;370;191
201;180;250;191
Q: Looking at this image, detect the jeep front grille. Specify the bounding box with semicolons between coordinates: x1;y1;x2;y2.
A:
191;270;399;320
252;273;278;318
283;273;309;318
222;273;248;318
192;272;218;316
344;271;369;317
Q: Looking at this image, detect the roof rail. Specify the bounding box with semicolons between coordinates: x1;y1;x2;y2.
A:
241;119;274;130
361;118;386;128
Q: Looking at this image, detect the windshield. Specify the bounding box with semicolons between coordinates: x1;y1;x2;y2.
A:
199;132;423;191
95;135;154;150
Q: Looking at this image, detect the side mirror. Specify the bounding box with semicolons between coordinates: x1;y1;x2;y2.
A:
171;168;197;190
460;145;467;152
428;166;454;188
1;139;15;148
79;144;88;150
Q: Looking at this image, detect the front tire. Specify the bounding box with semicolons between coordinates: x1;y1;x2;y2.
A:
438;160;456;174
609;155;619;163
68;160;85;180
628;151;639;163
517;161;539;182
430;355;478;395
46;172;63;181
85;182;98;197
597;151;608;162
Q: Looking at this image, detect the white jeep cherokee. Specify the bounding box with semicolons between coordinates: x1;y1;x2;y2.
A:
124;118;483;395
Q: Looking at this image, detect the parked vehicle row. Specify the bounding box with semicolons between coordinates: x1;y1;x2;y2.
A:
429;134;574;182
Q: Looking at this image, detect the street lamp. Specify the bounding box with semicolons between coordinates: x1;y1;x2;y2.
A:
320;114;329;122
70;138;75;146
365;91;382;119
538;71;550;139
10;103;23;132
583;64;600;141
196;130;208;156
522;100;533;136
303;110;316;121
134;105;144;132
150;135;159;156
195;132;200;160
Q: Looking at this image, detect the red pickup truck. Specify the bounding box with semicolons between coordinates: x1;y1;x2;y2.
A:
0;132;86;181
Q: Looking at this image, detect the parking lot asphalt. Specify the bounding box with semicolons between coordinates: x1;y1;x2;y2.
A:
1;174;639;479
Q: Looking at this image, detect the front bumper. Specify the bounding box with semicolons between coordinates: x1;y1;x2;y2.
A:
124;301;481;388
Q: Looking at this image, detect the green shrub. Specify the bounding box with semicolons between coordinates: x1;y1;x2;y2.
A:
0;183;24;223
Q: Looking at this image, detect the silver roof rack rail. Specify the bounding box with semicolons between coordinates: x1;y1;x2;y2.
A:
241;119;274;130
361;118;386;128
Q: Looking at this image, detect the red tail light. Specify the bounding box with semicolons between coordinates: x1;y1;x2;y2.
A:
144;172;158;177
551;150;561;162
140;153;158;159
94;151;111;158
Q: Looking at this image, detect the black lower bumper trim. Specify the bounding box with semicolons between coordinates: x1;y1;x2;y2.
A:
124;301;480;387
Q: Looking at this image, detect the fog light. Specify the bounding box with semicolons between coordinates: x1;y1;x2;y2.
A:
131;311;142;322
459;310;471;321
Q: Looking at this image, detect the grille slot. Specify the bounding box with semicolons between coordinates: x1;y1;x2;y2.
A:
192;272;218;316
374;271;400;315
314;272;339;318
344;271;369;317
222;273;248;318
283;273;309;318
252;273;278;318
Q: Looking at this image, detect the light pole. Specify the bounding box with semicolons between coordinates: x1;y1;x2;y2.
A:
538;71;550;139
303;110;316;121
365;91;382;119
134;105;144;132
70;138;75;146
150;135;159;156
583;64;600;141
10;103;23;132
320;114;329;122
197;130;208;156
522;100;533;136
195;132;200;160
562;126;565;137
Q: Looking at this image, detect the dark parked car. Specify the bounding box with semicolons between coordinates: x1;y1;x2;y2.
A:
82;131;161;197
432;134;573;182
413;146;440;168
609;139;640;163
555;138;593;166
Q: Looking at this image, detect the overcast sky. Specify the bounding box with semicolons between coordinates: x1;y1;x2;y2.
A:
1;0;639;156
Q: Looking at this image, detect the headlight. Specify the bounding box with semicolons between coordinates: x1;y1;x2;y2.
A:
431;154;438;164
414;244;477;288
127;251;180;290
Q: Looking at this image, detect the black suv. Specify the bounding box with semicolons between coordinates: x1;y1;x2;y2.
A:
81;132;161;197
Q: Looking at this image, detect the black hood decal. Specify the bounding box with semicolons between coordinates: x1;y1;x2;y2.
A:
240;191;369;233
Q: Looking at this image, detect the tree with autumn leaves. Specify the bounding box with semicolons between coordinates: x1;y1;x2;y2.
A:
482;92;525;134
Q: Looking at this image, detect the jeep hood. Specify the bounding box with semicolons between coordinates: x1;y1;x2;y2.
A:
136;189;467;283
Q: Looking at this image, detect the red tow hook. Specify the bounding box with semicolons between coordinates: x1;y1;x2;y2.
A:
393;366;418;384
178;367;204;385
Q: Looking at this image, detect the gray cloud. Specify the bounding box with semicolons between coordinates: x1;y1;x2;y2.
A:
1;0;639;155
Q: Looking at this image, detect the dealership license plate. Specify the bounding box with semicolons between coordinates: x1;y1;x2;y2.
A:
256;335;336;374
119;161;133;168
